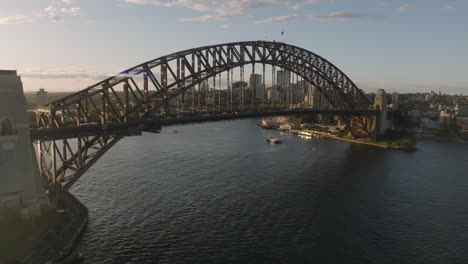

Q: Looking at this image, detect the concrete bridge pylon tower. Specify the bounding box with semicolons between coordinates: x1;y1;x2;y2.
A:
374;89;388;137
0;70;49;217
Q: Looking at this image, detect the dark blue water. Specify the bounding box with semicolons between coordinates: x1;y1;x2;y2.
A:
72;119;468;264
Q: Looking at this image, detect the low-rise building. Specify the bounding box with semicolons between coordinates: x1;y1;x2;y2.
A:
439;111;457;128
456;105;468;117
457;117;468;136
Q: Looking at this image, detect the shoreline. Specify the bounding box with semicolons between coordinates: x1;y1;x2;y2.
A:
260;124;417;151
416;133;468;144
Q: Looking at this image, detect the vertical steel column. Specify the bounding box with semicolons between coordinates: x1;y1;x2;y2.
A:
161;58;168;117
272;64;276;108
177;57;182;117
218;48;222;112
38;140;43;181
62;139;67;174
51;140;57;187
228;47;233;112
262;63;266;109
181;57;185;116
240;45;245;112
241;65;244;112
100;89;107;124
230;68;233;112
213;48;217;114
218;65;221;113
79;92;88;122
204;50;208;114
143;72;149;112
191;53;195;114
76;102;81;126
279;66;284;108
77;137;83;168
177;57;185;117
124;82;129;122
197;54;201;114
227;67;230;112
251;47;255;111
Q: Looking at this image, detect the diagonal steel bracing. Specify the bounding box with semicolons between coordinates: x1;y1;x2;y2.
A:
33;41;373;193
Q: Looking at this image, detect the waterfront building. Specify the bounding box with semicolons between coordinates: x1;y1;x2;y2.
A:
439;111;457;128
458;117;468;136
455;104;468;117
0;70;48;216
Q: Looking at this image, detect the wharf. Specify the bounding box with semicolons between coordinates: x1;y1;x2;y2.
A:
280;128;416;150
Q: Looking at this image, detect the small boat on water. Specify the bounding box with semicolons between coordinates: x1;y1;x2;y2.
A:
266;136;282;144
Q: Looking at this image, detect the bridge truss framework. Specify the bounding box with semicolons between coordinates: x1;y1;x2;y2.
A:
33;41;374;194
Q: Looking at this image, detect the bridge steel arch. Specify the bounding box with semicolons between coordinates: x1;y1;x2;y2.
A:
34;41;373;193
37;41;370;129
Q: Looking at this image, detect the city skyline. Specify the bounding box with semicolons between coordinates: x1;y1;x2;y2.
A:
1;0;468;94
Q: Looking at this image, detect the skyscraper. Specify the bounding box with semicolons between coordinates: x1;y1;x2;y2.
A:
276;70;290;88
249;74;263;100
392;92;399;109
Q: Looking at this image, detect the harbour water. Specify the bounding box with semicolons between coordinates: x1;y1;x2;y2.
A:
72;119;468;264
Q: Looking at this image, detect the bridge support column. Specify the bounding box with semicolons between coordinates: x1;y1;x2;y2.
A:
374;109;388;138
0;70;49;218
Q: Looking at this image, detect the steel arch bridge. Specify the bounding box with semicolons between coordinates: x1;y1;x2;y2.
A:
32;41;374;194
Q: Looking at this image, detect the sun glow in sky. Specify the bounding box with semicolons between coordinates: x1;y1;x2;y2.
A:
1;0;467;94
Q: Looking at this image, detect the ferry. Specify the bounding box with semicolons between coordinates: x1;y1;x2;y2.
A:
266;136;282;144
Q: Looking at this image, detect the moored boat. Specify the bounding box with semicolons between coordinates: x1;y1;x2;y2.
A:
266;136;282;144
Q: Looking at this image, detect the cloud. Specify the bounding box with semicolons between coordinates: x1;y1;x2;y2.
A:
398;4;412;13
19;67;110;80
60;7;81;16
312;12;385;21
177;13;240;22
256;14;299;23
125;0;333;22
0;15;36;24
0;1;81;25
44;4;81;22
441;5;456;12
304;0;335;3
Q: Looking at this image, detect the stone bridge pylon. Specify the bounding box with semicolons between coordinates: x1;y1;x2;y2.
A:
0;70;48;217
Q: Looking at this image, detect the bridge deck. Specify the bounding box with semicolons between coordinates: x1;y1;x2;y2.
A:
31;109;379;141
